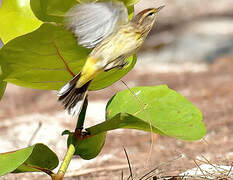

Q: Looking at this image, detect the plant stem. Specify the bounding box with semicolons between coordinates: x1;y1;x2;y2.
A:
51;97;89;180
76;97;88;130
52;143;76;180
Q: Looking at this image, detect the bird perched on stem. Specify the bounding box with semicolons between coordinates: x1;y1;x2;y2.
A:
58;1;164;116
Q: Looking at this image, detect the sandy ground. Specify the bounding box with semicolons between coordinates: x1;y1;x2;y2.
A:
0;56;233;180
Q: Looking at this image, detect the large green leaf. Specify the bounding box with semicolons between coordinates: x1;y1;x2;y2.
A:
0;23;89;90
0;23;136;91
0;143;59;176
30;0;138;23
88;85;206;141
0;0;42;43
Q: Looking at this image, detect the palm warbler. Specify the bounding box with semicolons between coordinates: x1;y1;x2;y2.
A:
58;1;164;115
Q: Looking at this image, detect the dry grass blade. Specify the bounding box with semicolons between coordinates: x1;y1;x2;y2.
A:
226;162;233;177
28;121;42;146
123;147;134;180
199;155;226;176
139;154;183;180
193;159;207;179
121;170;124;180
195;155;233;178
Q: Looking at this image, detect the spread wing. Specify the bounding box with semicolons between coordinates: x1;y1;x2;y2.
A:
65;2;128;48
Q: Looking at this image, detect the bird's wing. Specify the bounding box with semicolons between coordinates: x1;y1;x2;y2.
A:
65;2;128;48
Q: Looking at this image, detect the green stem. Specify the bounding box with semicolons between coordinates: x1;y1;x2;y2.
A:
51;96;89;180
59;143;75;174
76;97;88;130
52;144;76;180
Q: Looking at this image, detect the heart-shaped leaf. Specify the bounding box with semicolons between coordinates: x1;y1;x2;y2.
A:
0;23;136;91
87;85;206;141
0;143;59;176
0;0;42;43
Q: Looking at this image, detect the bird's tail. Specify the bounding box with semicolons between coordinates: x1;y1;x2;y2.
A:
58;73;90;116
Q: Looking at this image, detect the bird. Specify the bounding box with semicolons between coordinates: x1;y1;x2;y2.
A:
58;1;164;116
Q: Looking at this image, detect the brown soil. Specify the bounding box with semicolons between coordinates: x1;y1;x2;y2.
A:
0;56;233;180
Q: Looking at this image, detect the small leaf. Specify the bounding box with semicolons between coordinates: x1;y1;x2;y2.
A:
88;85;206;141
0;0;42;43
69;133;106;160
0;23;136;91
0;143;59;176
75;133;106;160
62;130;71;136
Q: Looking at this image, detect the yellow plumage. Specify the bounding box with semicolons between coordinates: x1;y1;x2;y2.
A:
76;57;100;88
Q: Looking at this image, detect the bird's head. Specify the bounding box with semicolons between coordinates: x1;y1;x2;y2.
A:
133;5;165;32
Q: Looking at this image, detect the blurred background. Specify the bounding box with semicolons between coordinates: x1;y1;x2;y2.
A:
0;0;233;179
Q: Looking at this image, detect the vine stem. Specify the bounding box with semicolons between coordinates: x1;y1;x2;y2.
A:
52;144;76;180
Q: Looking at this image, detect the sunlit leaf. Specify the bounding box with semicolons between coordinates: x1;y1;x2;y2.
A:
0;0;42;43
88;85;206;141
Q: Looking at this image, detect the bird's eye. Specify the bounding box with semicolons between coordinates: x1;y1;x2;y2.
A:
147;12;154;16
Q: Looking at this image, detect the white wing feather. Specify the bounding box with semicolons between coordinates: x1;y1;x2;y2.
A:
65;2;128;48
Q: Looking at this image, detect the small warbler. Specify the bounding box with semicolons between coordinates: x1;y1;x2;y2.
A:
58;1;164;116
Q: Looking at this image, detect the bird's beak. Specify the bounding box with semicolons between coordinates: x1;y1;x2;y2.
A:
156;5;165;12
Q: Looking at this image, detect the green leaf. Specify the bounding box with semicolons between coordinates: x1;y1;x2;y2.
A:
68;133;106;160
88;85;206;141
0;143;59;176
0;81;7;101
30;0;77;23
75;133;106;160
0;39;6;101
121;0;140;6
0;0;42;43
30;0;137;23
0;23;136;91
0;23;87;90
